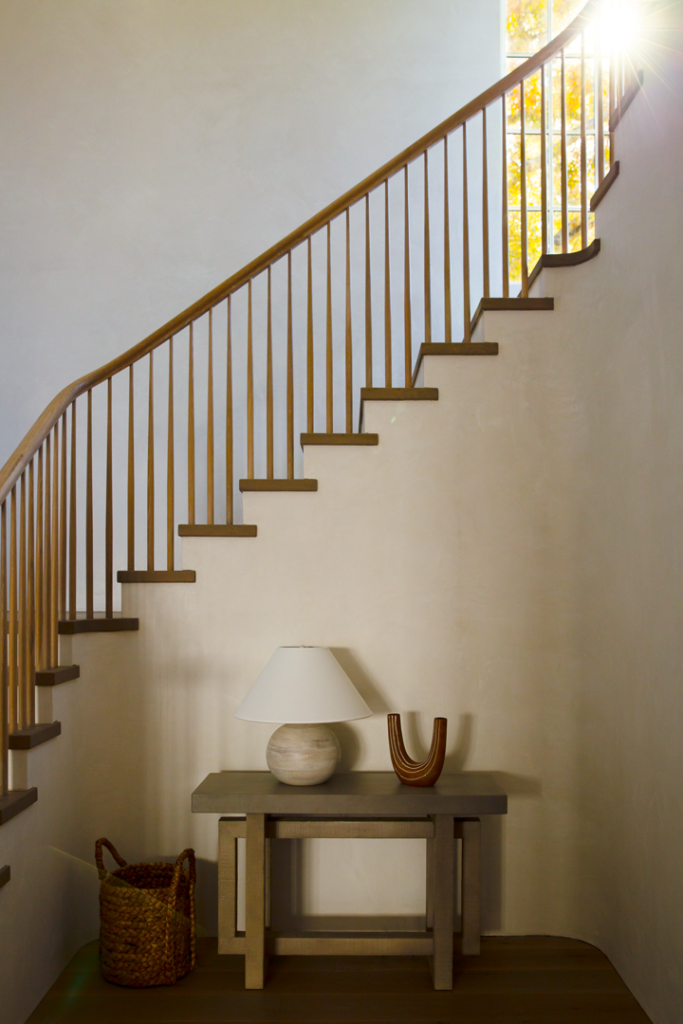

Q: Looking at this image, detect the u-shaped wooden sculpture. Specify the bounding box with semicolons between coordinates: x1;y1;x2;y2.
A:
387;713;447;787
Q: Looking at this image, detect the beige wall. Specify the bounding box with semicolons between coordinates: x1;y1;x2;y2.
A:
536;12;683;1019
0;0;501;467
1;5;682;1024
0;4;503;1023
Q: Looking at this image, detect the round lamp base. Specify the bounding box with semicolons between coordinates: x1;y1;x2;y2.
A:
266;723;340;786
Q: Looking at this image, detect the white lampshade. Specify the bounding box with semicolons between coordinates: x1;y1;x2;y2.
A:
234;646;372;724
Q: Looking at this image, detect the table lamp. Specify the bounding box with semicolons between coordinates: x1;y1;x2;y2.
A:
234;646;372;785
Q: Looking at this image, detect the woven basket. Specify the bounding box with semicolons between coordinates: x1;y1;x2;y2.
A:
96;838;196;987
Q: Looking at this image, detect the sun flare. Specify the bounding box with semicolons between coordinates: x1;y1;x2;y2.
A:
600;0;643;54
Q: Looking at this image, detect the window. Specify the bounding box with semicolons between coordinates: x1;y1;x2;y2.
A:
505;0;607;280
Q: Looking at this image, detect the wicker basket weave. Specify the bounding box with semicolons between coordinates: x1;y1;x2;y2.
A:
96;838;196;987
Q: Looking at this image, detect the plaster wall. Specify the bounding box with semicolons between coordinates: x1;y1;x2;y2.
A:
1;6;682;1024
12;22;681;1019
0;3;503;1022
527;13;683;1020
0;0;501;468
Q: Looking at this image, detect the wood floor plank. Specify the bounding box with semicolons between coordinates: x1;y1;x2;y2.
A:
27;937;652;1024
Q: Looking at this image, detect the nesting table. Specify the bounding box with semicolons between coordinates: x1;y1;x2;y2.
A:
191;770;507;990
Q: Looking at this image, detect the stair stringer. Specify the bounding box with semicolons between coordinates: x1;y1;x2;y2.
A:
114;273;601;939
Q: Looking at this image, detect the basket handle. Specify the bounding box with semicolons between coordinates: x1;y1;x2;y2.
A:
95;838;128;876
169;848;196;971
170;848;196;893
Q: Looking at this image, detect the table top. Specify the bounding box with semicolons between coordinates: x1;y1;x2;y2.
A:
191;771;507;817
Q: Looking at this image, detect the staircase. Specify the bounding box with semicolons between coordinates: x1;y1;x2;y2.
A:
0;0;640;843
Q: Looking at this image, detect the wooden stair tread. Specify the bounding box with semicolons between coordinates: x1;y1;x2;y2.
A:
527;239;601;290
420;343;498;356
0;789;38;826
361;387;439;401
9;722;61;750
35;665;80;687
471;296;554;334
301;433;379;446
608;70;643;132
0;865;9;888
58;614;140;635
411;343;498;386
179;524;258;537
117;570;196;583
240;479;318;492
590;162;619;212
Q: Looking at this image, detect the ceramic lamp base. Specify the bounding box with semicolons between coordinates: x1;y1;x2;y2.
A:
266;723;340;786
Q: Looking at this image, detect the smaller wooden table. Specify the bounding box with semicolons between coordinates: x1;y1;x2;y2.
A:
192;771;507;990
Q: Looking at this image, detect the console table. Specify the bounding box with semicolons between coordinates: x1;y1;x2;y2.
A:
191;771;507;990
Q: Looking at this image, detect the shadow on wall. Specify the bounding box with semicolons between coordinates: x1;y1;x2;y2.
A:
194;858;218;937
480;772;543;932
329;647;391;770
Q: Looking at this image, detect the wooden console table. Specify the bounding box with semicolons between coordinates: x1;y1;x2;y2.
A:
191;771;507;990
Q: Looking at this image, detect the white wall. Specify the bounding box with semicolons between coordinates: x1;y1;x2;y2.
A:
0;4;503;1023
3;5;681;1024
0;0;501;469
530;8;683;1020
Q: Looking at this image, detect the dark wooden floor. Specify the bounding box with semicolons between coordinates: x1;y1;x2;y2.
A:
28;936;652;1024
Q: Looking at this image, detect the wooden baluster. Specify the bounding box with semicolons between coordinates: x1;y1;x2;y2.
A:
127;366;135;571
307;238;314;431
69;401;77;619
561;49;568;253
462;123;471;342
247;284;254;479
609;38;615;167
384;180;392;386
167;339;175;570
267;267;274;479
403;165;412;386
502;94;510;298
482;108;490;298
520;81;529;297
147;353;155;571
541;65;548;255
287;251;294;475
44;432;52;657
207;311;215;523
28;459;35;724
444;137;452;344
188;324;197;516
345;210;353;432
580;32;588;249
424;151;432;345
51;423;59;662
326;223;333;432
60;413;67;621
0;501;7;793
596;29;604;184
365;195;372;388
22;469;32;725
36;446;44;665
9;486;17;737
18;473;26;727
86;391;93;620
226;296;234;524
105;379;113;618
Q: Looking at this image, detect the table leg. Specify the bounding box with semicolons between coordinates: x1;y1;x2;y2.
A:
245;813;267;989
461;818;481;955
425;836;434;930
218;818;238;953
431;814;454;990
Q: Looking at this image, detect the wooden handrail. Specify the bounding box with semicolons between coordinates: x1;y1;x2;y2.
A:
0;0;601;505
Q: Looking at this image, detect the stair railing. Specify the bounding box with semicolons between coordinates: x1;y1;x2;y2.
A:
0;0;640;797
